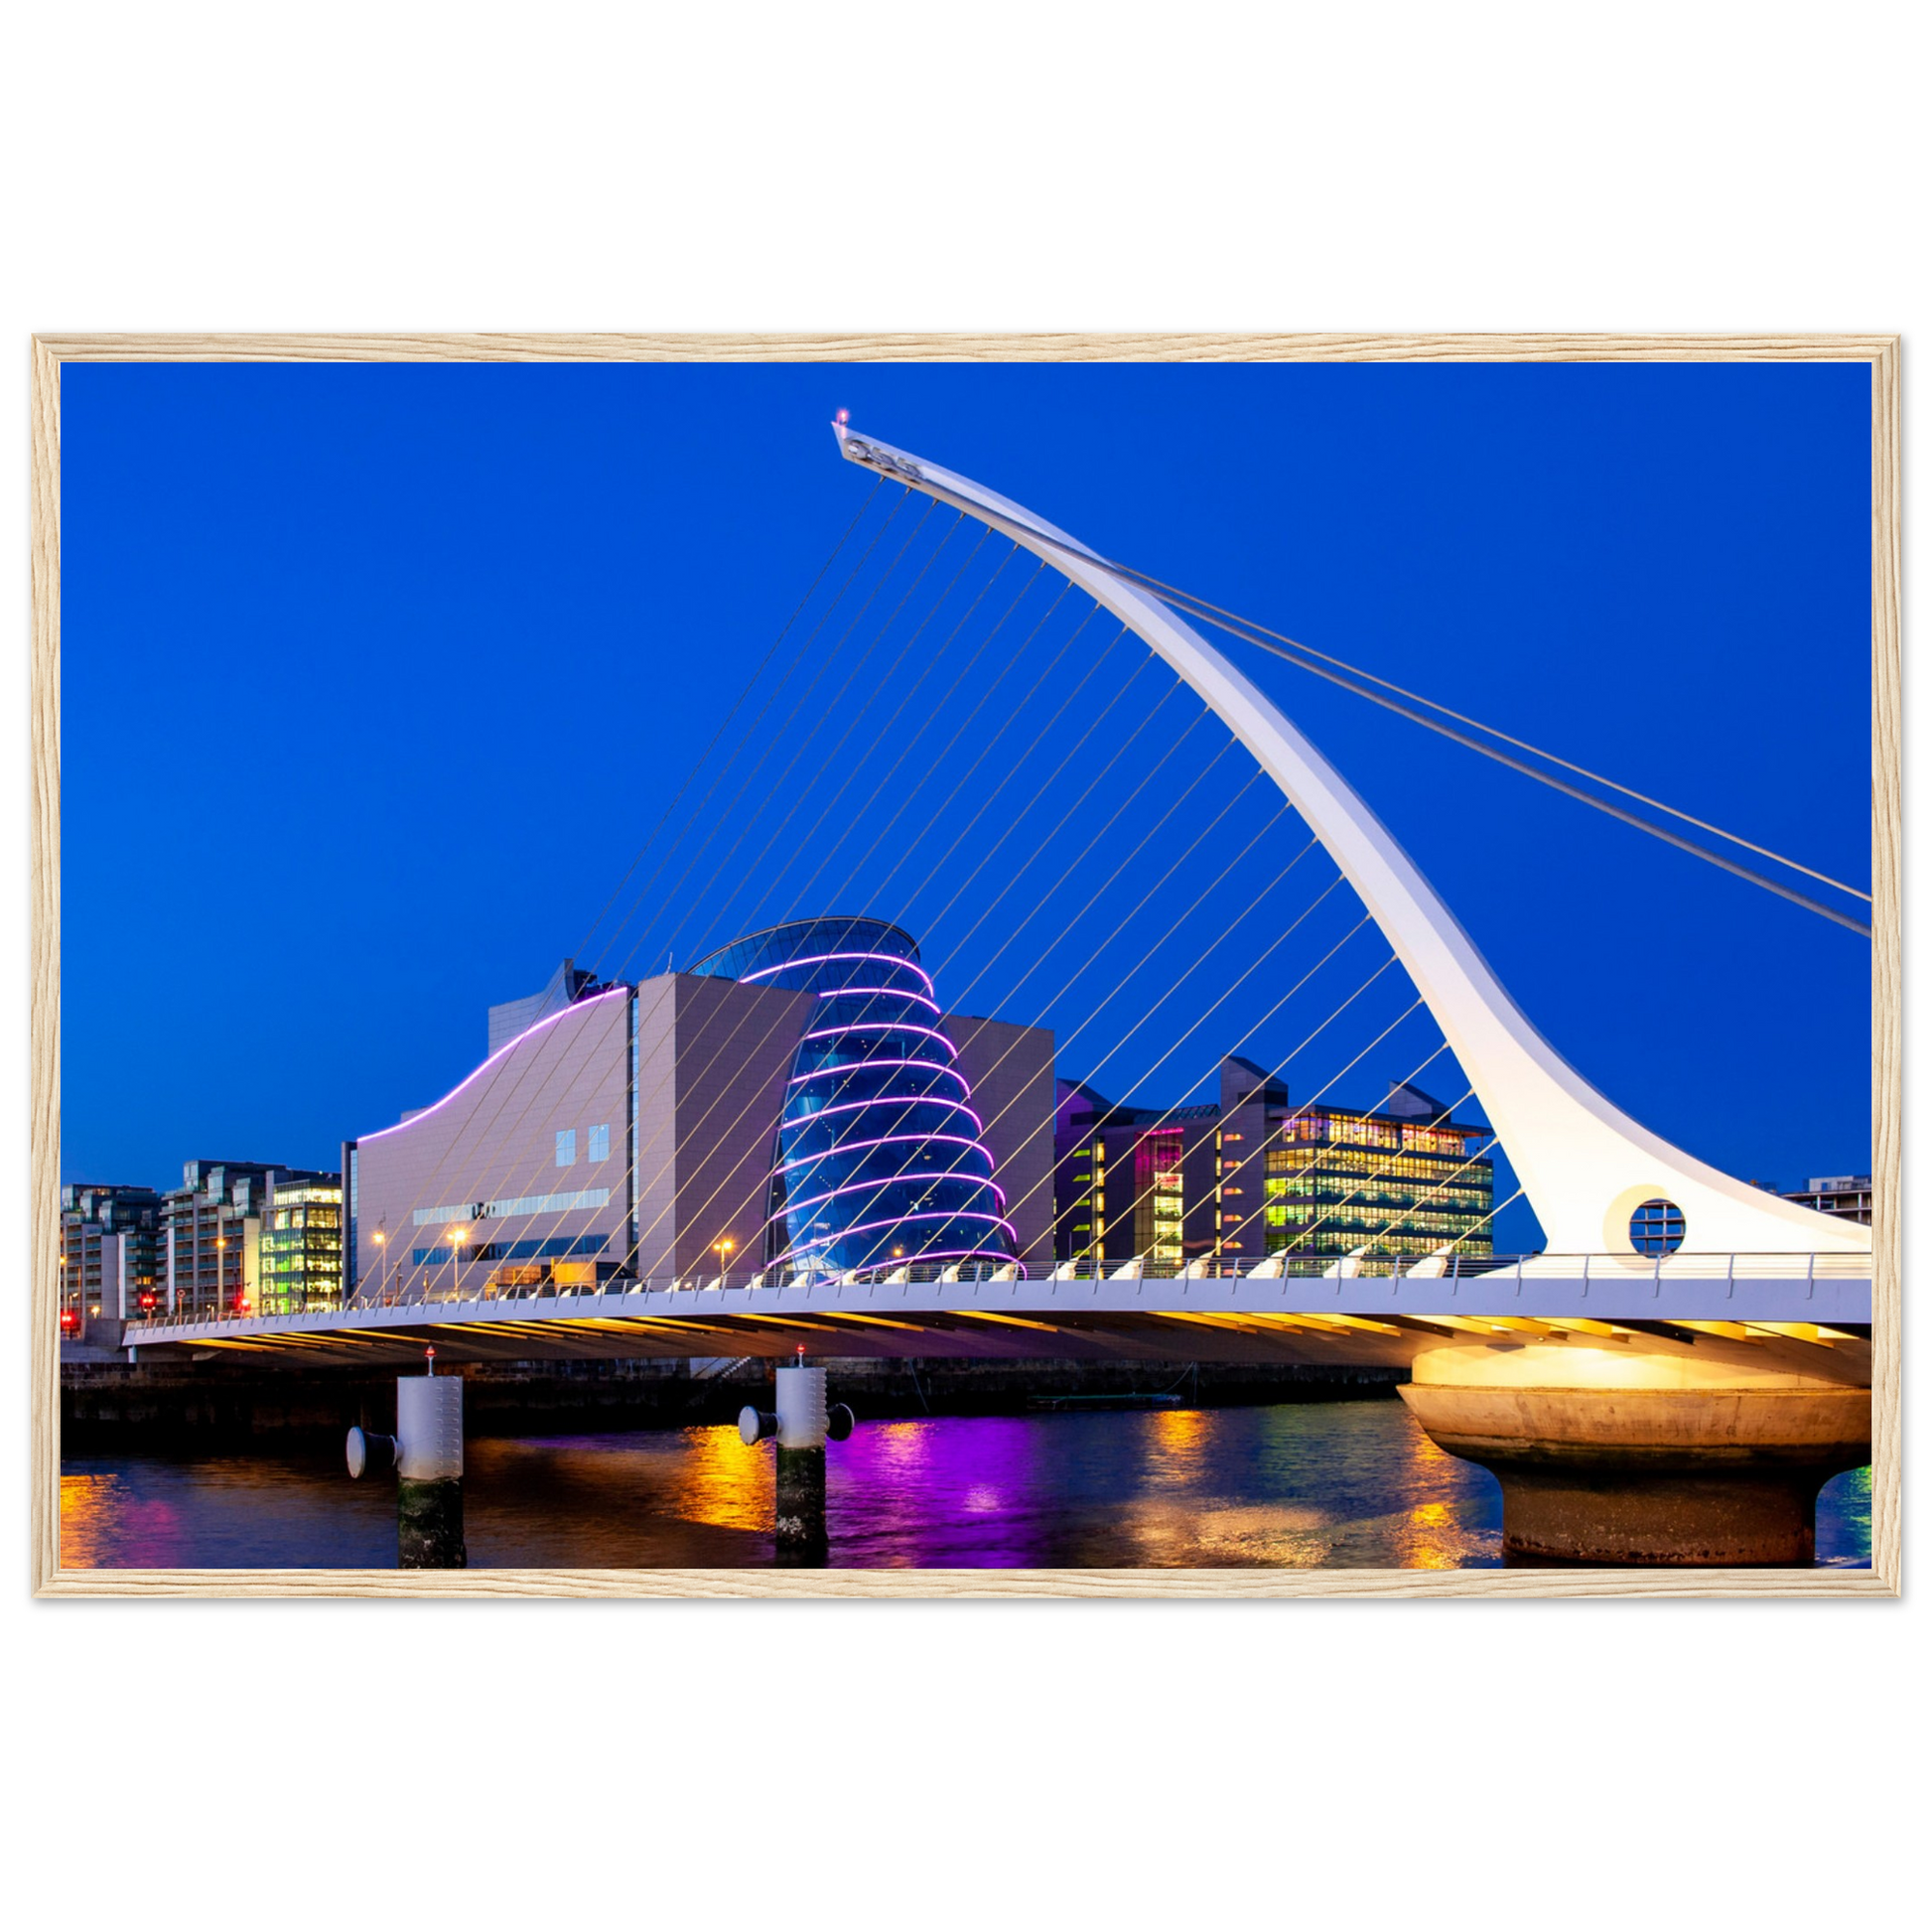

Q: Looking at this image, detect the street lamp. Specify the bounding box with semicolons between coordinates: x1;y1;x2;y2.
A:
371;1228;386;1305
715;1235;735;1284
215;1235;227;1316
448;1227;468;1300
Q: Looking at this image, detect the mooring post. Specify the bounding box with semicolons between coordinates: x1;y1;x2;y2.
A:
740;1349;854;1566
348;1346;466;1569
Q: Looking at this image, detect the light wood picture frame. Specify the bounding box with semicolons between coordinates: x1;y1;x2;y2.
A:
29;331;1901;1599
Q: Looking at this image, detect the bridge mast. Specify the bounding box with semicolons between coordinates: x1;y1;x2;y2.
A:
832;420;1867;1261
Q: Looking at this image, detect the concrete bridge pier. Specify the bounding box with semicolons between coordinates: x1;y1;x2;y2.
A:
1399;1339;1870;1566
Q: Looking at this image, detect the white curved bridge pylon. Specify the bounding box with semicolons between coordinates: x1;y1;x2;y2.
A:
834;423;1867;1260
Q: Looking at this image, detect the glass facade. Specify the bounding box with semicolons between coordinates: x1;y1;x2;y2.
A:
1262;1113;1493;1259
692;916;1017;1280
259;1180;345;1314
1134;1128;1185;1266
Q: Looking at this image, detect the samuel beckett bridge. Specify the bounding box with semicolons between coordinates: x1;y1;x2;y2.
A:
117;420;1874;1567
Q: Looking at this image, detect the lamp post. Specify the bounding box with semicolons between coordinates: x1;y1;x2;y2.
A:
715;1235;735;1286
371;1227;386;1305
215;1234;226;1317
448;1227;467;1300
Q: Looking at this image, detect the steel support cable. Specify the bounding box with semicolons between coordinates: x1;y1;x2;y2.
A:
884;636;1145;935
1445;1186;1527;1253
799;574;1075;907
1288;1082;1479;1252
1050;989;1430;1259
610;501;961;982
828;589;1092;914
777;675;1357;1278
574;475;891;964
795;806;1304;1253
990;918;1392;1265
865;616;1123;915
898;671;1190;955
678;540;1033;972
640;683;1247;1274
338;491;913;1292
374;506;960;1278
911;727;1239;1033
588;483;915;979
1113;563;1872;905
894;777;1290;1141
679;525;1012;962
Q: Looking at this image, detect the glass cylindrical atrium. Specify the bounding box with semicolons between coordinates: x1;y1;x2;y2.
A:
691;917;1018;1280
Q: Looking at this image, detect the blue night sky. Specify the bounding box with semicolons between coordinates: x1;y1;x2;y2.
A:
62;359;1871;1251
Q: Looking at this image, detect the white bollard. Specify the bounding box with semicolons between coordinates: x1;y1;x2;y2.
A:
394;1371;466;1568
396;1374;465;1481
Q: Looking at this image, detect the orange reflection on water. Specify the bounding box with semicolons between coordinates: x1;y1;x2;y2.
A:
663;1424;769;1533
868;1420;933;1474
1151;1407;1207;1448
61;1472;112;1567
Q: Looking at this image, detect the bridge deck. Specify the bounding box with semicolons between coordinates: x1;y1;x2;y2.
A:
117;1268;1872;1377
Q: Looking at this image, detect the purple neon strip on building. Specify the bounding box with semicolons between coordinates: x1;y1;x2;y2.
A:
356;987;632;1145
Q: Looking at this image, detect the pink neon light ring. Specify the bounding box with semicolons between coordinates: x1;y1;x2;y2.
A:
815;987;942;1015
780;1094;988;1136
769;1208;1018;1263
773;1131;996;1178
800;1021;959;1056
775;1171;1009;1221
787;1058;970;1091
741;951;936;993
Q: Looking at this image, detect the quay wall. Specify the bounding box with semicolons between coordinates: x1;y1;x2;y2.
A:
62;1356;1405;1445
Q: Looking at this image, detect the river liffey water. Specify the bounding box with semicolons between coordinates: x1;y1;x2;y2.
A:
61;1399;1873;1571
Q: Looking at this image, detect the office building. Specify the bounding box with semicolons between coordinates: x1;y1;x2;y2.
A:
258;1173;345;1314
1055;1061;1493;1268
1782;1174;1872;1225
159;1160;338;1318
60;1182;162;1327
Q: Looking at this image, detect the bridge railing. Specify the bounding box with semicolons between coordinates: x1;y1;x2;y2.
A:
115;1249;1872;1336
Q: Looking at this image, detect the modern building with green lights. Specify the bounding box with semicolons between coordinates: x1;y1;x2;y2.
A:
1054;1061;1493;1270
258;1174;345;1314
